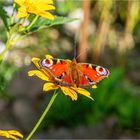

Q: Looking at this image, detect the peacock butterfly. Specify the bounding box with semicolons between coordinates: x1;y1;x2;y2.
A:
38;57;110;88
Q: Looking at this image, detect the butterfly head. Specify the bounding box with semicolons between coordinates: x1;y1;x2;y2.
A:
72;58;78;64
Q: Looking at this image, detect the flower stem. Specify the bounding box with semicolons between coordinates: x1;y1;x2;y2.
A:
18;16;29;32
0;37;11;63
0;18;22;63
25;91;58;140
26;15;39;30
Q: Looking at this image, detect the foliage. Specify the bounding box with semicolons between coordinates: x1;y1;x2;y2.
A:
0;3;9;31
28;16;78;33
41;68;140;130
0;0;140;139
0;1;77;62
87;68;140;128
0;62;18;99
56;0;82;15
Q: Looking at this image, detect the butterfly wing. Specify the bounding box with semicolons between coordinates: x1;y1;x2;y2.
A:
77;63;110;87
39;58;73;86
39;57;109;88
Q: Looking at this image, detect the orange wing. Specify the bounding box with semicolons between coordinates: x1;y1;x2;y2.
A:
78;63;109;87
39;58;73;85
39;58;109;88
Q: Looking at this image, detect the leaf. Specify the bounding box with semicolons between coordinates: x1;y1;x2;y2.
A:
0;3;9;31
28;16;78;33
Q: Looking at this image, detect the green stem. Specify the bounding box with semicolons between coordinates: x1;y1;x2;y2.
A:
26;15;39;30
0;37;11;63
18;16;29;32
0;18;22;63
25;91;58;140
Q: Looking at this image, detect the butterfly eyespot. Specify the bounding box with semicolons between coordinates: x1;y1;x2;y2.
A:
41;59;53;67
96;66;107;76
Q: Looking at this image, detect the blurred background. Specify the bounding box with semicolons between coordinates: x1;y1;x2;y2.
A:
0;0;140;139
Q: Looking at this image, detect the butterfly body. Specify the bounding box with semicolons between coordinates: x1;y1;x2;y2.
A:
39;57;109;88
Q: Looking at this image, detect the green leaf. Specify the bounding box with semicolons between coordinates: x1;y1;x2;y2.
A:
0;3;9;31
28;16;78;33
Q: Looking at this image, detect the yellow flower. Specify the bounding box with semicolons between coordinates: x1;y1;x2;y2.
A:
0;130;23;140
28;55;97;101
14;0;55;20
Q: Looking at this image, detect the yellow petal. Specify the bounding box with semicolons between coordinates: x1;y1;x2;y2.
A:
43;83;58;91
28;6;37;14
38;11;55;20
8;130;23;139
16;6;28;18
14;0;25;6
43;0;53;4
0;130;8;137
36;4;55;10
45;0;53;4
45;54;53;58
72;87;94;100
0;130;23;140
15;0;55;19
28;70;49;81
92;85;97;88
33;0;54;4
60;86;78;101
32;57;40;69
7;135;17;140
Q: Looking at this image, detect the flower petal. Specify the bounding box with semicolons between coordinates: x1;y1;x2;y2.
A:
45;54;53;58
30;0;53;4
60;86;78;101
14;0;25;6
8;135;17;140
40;0;53;4
15;0;55;19
8;130;23;139
16;6;28;18
38;11;55;20
45;0;53;4
28;70;49;81
72;87;94;100
43;83;58;91
32;57;40;69
0;130;23;140
36;4;55;10
92;85;97;88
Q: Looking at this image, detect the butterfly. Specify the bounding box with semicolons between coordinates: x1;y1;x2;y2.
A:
38;56;110;88
39;58;110;88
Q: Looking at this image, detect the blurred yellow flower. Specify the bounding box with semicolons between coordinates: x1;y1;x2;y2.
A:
14;0;55;20
28;55;97;101
0;130;23;140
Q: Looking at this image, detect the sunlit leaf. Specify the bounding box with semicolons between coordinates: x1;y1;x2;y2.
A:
27;16;78;33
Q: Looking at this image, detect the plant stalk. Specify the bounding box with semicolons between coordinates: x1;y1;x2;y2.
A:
25;91;58;140
26;15;39;30
0;38;11;63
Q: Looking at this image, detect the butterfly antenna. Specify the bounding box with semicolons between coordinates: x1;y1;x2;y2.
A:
73;33;88;60
76;47;88;60
74;33;77;59
73;35;77;59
